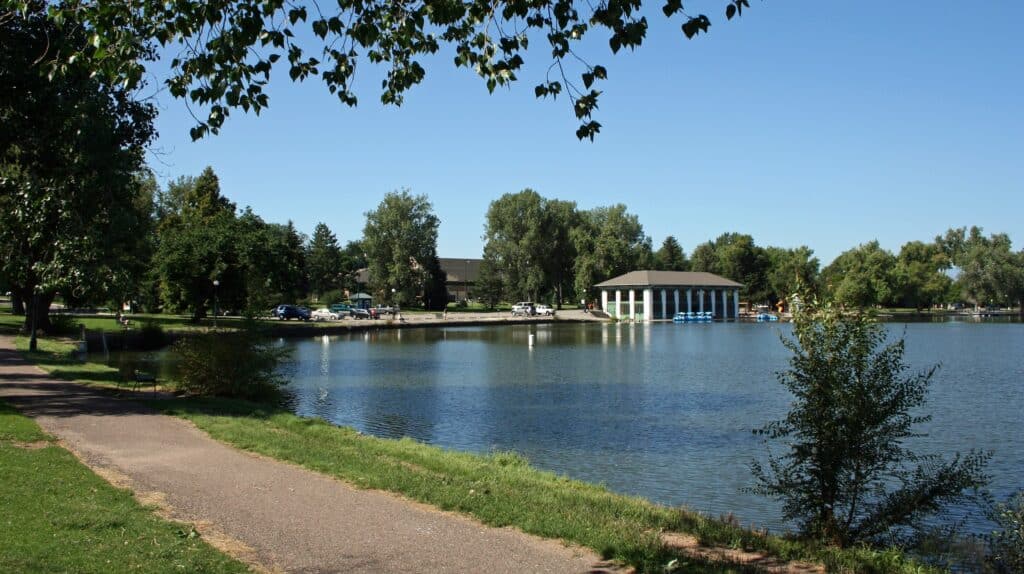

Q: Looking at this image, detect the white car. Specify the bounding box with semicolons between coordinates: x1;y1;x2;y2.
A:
534;304;555;316
311;308;339;321
511;302;535;316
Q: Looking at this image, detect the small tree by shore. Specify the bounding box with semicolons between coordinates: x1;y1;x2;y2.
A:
172;323;290;400
750;296;990;548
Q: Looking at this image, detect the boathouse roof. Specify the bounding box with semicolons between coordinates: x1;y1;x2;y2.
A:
594;271;743;289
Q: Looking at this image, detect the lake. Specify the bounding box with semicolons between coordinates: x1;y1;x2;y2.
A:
99;319;1024;535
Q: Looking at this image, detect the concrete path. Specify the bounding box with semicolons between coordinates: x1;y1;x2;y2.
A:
0;337;608;573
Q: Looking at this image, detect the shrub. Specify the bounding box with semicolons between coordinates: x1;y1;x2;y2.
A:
986;490;1024;573
46;313;82;337
750;295;990;548
320;289;346;305
172;324;290;400
136;321;167;350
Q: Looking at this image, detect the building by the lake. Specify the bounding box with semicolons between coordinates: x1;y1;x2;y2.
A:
595;270;743;321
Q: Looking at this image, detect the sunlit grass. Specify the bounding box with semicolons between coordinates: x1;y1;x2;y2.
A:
0;400;248;573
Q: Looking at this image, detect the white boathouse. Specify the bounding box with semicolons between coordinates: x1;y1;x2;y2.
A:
595;271;743;322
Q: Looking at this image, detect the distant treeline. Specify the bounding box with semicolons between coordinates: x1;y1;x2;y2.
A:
4;173;1020;325
473;190;1023;312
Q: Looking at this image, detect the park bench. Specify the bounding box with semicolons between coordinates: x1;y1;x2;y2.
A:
129;370;158;392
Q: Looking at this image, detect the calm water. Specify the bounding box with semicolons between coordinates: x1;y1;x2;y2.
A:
98;320;1024;534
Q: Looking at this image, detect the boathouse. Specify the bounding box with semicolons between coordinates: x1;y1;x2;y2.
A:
595;271;743;322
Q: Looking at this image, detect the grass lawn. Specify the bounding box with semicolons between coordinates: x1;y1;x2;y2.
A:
0;400;248;573
14;335;940;574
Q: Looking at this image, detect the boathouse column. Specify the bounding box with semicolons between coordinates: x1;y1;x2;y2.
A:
628;289;636;320
733;290;740;319
698;289;704;313
687;289;692;313
674;289;680;315
644;289;653;322
711;289;717;317
615;290;622;318
660;289;667;319
601;290;608;313
722;290;729;319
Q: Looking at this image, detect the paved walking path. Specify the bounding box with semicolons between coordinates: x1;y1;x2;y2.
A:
0;337;607;573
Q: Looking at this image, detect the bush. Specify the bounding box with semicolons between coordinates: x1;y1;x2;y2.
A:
172;324;290;400
750;295;990;548
320;289;346;305
46;313;82;337
136;321;167;350
987;490;1024;573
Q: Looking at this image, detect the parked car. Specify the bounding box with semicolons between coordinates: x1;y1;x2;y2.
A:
274;304;310;321
511;302;536;316
534;304;555;316
350;308;371;320
311;308;339;321
329;303;354;314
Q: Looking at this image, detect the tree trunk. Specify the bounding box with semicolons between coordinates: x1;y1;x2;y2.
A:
11;293;25;315
22;292;54;334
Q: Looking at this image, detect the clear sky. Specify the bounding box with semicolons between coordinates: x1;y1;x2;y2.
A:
145;0;1022;266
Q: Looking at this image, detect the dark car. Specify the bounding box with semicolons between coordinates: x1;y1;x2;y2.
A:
274;304;310;321
350;308;371;320
329;303;354;314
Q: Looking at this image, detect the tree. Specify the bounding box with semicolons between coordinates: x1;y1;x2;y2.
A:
307;222;343;298
153;167;239;321
362;190;440;307
340;239;367;292
475;256;505;310
480;190;549;303
480;190;579;305
751;296;990;548
572;204;651;301
34;0;754;141
655;236;689;271
765;246;819;306
940;227;1024;313
542;199;580;308
690;233;769;303
420;255;449;311
892;240;952;311
821;241;897;308
0;6;156;336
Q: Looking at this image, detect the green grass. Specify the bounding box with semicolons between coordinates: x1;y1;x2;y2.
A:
0;400;248;573
16;335;943;574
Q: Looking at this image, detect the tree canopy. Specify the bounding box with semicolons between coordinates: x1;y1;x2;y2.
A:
20;0;754;140
362;189;443;307
0;5;155;331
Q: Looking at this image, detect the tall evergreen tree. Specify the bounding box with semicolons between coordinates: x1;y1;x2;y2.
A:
655;236;689;271
306;222;343;297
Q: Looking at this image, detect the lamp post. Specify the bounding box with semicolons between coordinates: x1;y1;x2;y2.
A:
391;287;396;305
213;279;220;328
29;291;38;351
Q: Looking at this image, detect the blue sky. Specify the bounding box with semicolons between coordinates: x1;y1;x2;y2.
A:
145;1;1022;266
